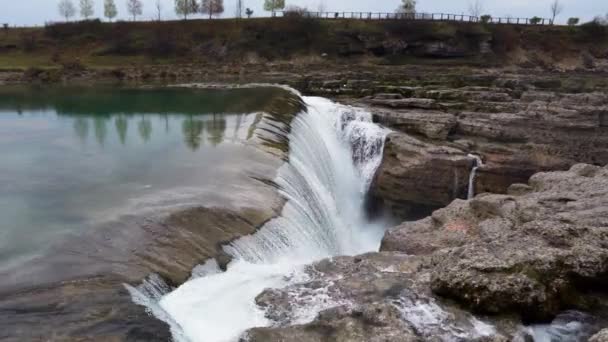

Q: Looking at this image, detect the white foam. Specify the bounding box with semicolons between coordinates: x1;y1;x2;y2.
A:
133;96;389;342
467;154;484;199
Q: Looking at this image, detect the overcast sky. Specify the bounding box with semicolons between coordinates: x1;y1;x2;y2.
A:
2;0;606;26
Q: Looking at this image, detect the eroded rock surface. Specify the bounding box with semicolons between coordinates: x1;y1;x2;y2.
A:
371;133;473;219
355;72;608;219
245;252;511;342
382;164;608;321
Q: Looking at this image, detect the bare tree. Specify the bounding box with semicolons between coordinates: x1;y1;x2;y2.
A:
80;0;94;19
126;0;143;21
201;0;224;19
155;0;162;21
104;0;117;21
175;0;199;20
468;0;483;18
235;0;244;18
58;0;77;21
550;0;563;24
317;0;326;13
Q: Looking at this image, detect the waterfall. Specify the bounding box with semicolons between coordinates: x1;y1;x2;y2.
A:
467;154;483;200
129;96;389;342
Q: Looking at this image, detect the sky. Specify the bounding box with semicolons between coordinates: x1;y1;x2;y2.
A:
1;0;606;26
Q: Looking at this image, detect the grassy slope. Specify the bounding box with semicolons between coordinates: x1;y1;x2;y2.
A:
0;17;606;71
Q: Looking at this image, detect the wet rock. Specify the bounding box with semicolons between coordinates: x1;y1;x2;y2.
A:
246;252;509;342
590;328;608;342
382;164;608;320
371;132;472;220
245;303;420;342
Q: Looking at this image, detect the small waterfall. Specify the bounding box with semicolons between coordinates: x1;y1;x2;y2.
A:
132;96;389;342
467;154;483;199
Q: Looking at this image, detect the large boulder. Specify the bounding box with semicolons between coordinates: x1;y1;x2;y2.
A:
381;164;608;320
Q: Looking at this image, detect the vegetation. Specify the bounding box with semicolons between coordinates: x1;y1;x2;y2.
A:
126;0;143;21
175;0;199;20
0;15;606;72
567;18;579;26
201;0;225;19
263;0;285;16
396;0;416;14
549;0;563;24
104;0;118;21
58;0;77;21
480;15;491;24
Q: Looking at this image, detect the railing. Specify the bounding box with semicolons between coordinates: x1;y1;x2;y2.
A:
275;11;552;25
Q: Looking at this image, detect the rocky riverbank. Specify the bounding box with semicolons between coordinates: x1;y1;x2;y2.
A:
244;163;608;341
237;62;608;340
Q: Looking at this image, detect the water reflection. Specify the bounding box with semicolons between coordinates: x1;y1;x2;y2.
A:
206;114;227;147
94;117;108;147
66;114;232;150
73;117;89;143
0;85;307;272
182;116;205;151
115;116;128;145
138;117;153;143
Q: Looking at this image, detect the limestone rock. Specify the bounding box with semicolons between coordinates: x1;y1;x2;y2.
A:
381;164;608;320
371;132;473;220
590;328;608;342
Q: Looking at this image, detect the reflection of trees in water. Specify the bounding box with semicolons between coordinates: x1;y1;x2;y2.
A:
163;114;170;134
73;118;89;143
206;113;227;147
94;117;107;147
138;116;152;142
232;114;244;142
182;116;205;151
115;116;128;145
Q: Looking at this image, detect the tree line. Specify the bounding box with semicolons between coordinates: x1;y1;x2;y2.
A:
395;0;600;26
56;0;605;26
57;0;286;22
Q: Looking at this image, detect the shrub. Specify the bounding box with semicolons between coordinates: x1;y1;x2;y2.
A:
567;18;580;26
283;5;308;18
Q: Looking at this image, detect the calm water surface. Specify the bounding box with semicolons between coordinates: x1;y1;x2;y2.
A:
0;86;293;271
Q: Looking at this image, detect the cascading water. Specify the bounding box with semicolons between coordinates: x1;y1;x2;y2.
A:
128;96;390;342
467;154;483;199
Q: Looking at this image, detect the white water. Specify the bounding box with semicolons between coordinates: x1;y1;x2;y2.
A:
467;154;483;199
133;96;389;342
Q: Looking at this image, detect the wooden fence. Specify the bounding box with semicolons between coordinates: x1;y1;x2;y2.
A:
275;11;552;25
